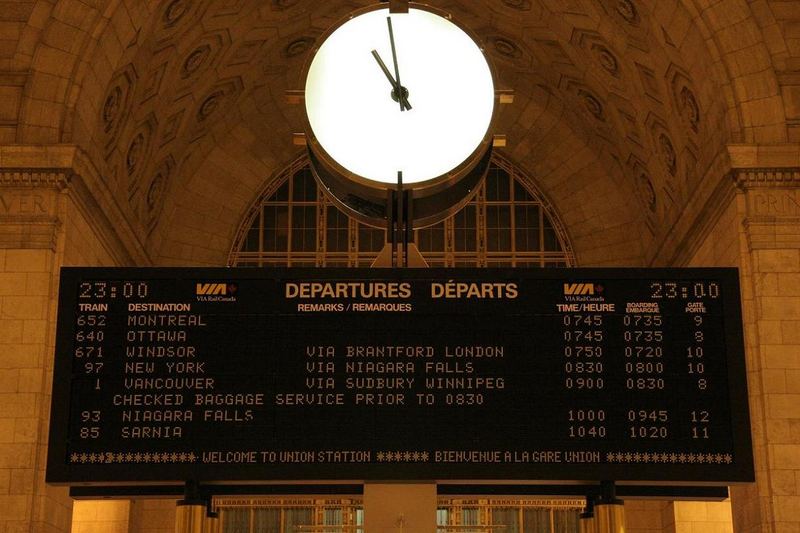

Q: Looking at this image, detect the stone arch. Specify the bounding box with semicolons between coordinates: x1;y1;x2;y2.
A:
12;0;792;270
18;0;789;149
672;0;786;143
18;0;155;144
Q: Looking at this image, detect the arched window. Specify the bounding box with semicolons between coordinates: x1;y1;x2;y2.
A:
229;154;574;267
224;155;579;531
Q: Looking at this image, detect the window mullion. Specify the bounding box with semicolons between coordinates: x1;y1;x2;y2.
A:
477;183;486;267
317;189;326;267
232;158;571;269
286;176;295;266
509;174;516;267
539;202;545;268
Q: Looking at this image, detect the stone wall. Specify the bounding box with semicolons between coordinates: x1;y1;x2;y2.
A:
667;502;735;533
626;501;670;533
0;146;142;533
129;500;176;533
71;501;131;533
0;243;71;533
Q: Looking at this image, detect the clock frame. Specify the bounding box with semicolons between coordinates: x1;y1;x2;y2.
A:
299;2;502;229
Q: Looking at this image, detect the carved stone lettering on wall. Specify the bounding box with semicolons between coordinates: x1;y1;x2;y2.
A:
750;191;800;217
0;179;62;249
0;193;49;215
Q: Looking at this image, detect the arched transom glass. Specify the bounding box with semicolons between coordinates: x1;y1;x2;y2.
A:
229;155;574;268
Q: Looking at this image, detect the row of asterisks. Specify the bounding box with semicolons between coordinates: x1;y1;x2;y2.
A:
376;451;430;462
69;452;197;464
606;452;732;464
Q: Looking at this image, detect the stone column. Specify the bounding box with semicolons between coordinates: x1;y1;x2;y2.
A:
651;144;800;533
730;161;800;533
363;483;437;533
666;502;734;533
0;168;72;533
0;145;148;533
71;501;133;533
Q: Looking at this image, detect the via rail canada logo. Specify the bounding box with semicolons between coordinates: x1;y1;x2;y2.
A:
195;282;238;303
563;282;605;302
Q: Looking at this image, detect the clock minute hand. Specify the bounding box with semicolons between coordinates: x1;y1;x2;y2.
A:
387;17;406;112
370;50;412;111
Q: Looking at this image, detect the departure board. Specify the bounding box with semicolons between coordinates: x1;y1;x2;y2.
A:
47;268;753;485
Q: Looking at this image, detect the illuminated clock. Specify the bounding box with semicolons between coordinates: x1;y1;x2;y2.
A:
302;3;498;226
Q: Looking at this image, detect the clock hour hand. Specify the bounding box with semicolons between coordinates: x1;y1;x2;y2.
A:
370;49;412;111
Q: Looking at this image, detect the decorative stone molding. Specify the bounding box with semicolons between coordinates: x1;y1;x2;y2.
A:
735;169;800;250
163;0;189;28
735;168;800;218
0;145;150;264
658;133;677;176
649;145;800;264
734;168;800;189
284;36;315;58
743;217;800;250
0;170;65;249
616;0;639;25
0;170;70;189
0;218;60;250
0;184;61;215
500;0;531;10
727;144;800;169
71;149;151;265
647;150;735;266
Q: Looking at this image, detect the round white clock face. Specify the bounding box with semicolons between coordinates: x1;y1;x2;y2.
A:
305;7;495;185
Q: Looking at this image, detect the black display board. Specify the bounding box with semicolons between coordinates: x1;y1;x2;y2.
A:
47;268;753;485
